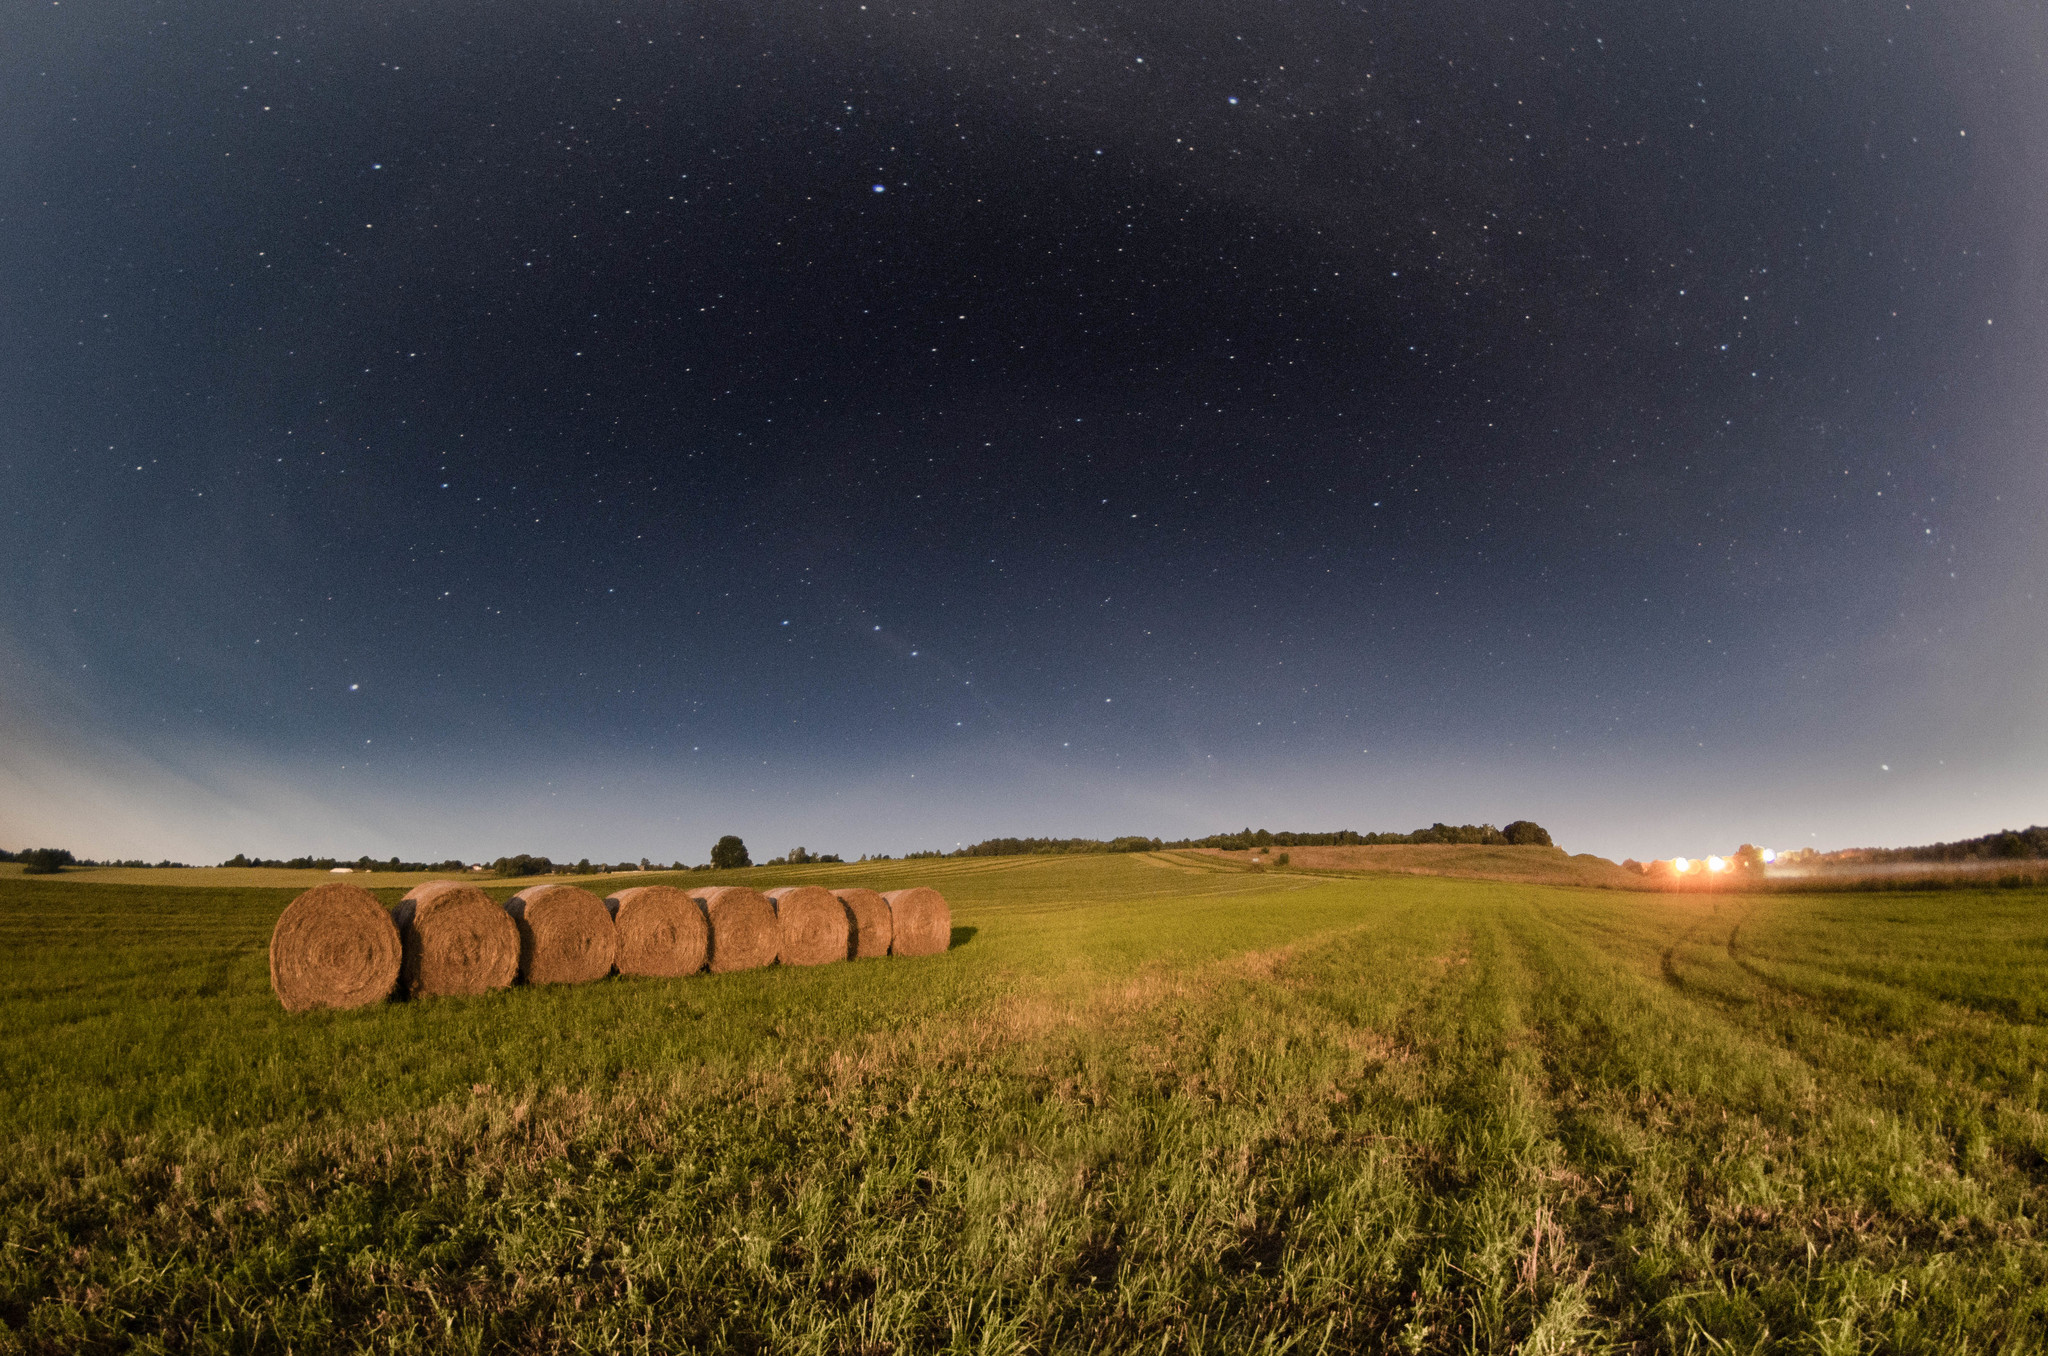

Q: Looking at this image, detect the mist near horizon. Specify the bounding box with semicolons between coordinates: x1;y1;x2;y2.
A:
5;1;2045;864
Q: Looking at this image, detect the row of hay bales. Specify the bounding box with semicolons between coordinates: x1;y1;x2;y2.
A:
269;879;951;1012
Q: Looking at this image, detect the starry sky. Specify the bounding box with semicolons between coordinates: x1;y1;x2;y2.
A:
4;1;2044;864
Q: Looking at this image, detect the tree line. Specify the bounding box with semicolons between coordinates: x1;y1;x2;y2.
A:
949;822;1554;858
2;848;194;873
1832;826;2048;864
11;823;1554;879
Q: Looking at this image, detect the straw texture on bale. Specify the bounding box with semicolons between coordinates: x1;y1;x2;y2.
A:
766;886;850;966
505;884;618;985
832;887;893;959
390;881;518;998
269;881;402;1011
884;886;953;957
691;886;779;972
605;885;708;977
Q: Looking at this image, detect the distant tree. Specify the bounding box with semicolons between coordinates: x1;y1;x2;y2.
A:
575;858;593;874
1502;821;1554;847
1828;824;2046;865
1733;844;1767;877
20;848;75;875
710;835;751;870
494;854;553;878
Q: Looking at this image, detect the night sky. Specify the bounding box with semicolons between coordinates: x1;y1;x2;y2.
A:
5;2;2044;864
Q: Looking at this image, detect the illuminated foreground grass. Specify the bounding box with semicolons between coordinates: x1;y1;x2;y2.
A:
1;855;2045;1352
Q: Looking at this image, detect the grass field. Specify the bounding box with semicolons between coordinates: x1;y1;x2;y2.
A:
3;853;2047;1353
1187;845;1649;890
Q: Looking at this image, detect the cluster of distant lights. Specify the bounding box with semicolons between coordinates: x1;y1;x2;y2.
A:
1669;848;1777;875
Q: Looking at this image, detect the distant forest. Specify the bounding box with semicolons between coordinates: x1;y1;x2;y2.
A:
219;853;684;876
1832;825;2048;864
6;824;1562;876
952;822;1555;857
0;848;186;873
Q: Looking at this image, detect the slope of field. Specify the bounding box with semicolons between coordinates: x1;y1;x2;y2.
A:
1181;842;1649;888
2;857;2045;1352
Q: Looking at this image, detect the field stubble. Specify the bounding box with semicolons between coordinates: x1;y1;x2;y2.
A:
1;856;2046;1352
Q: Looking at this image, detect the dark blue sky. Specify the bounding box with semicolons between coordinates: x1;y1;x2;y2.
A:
5;1;2044;863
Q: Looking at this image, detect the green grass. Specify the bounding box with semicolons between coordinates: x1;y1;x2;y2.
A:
3;856;2047;1353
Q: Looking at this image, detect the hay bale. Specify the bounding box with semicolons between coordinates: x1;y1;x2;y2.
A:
605;885;708;977
691;886;778;972
399;880;464;908
884;887;952;957
269;881;402;1011
390;881;518;998
766;886;850;966
505;883;618;984
833;887;893;959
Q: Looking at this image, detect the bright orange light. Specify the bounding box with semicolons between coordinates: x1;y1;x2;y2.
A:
1673;856;1691;873
1707;855;1727;872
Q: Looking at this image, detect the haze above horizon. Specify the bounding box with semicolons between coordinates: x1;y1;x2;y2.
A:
4;1;2044;863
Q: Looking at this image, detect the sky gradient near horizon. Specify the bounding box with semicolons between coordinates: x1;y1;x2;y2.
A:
4;1;2045;865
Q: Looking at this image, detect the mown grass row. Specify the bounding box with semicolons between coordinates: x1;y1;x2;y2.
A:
2;857;2045;1352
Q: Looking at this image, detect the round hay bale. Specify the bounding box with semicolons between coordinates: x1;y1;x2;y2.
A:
269;881;402;1012
691;886;778;972
399;880;464;908
833;887;893;959
390;881;518;998
884;887;952;957
605;885;708;978
766;886;850;966
505;883;618;985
